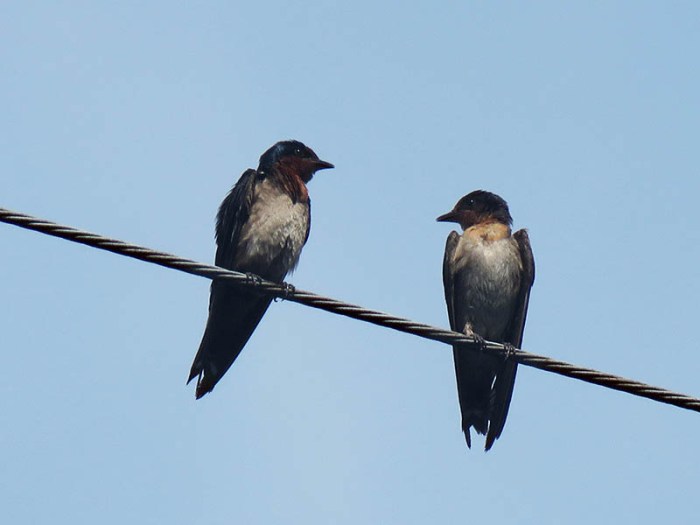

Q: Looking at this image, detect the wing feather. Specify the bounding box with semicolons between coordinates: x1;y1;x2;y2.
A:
442;231;459;331
486;229;535;449
214;169;258;269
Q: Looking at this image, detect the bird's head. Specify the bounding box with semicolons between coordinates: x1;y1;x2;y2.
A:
436;190;512;230
258;140;334;183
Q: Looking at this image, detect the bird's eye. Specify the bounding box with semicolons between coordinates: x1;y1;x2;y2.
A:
294;147;303;156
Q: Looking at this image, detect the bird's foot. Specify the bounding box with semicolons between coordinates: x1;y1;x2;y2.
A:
470;333;486;353
245;272;263;288
503;342;517;361
275;282;296;302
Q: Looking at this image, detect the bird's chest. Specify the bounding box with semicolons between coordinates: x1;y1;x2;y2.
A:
453;236;522;338
236;180;309;279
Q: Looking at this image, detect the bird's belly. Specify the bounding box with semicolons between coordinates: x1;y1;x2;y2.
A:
454;240;522;341
235;192;309;281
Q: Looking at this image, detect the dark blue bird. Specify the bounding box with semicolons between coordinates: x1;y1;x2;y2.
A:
188;140;333;398
438;190;535;450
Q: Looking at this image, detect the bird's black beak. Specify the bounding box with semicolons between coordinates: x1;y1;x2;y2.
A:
436;210;459;223
312;159;334;171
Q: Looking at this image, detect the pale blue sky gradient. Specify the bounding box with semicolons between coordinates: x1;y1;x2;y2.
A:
2;2;700;523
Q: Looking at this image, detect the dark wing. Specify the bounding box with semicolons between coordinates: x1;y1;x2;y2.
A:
442;231;459;331
486;229;535;450
444;232;487;447
188;168;270;398
303;197;311;245
507;229;535;348
214;168;258;269
188;286;273;398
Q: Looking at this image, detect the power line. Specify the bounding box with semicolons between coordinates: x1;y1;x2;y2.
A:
2;205;699;413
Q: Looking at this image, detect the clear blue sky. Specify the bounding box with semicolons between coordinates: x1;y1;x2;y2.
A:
2;2;699;523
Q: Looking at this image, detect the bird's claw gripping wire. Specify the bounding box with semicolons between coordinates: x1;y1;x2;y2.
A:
245;272;263;287
274;282;296;302
503;342;517;361
470;333;486;353
282;282;295;299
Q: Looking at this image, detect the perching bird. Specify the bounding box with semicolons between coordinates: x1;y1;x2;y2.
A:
437;190;535;450
188;140;333;398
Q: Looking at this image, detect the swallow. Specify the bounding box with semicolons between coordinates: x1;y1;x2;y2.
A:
437;190;535;450
188;140;333;398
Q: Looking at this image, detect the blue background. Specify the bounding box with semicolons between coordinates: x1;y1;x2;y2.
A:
2;2;699;523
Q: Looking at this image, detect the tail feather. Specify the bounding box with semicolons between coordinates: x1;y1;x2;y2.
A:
454;346;496;448
454;345;519;451
461;408;489;448
485;361;518;450
188;283;273;398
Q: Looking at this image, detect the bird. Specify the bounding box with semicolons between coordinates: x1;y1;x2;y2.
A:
437;190;535;450
188;140;333;399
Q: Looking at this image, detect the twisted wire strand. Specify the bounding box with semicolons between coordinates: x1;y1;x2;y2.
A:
2;206;699;413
